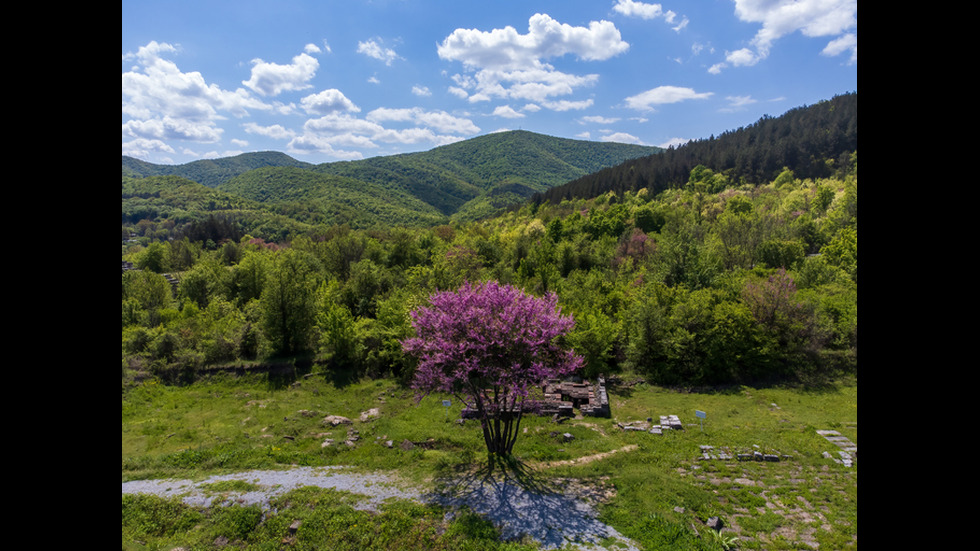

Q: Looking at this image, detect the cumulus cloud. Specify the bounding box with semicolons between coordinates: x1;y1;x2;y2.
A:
601;132;643;144
122;40;272;159
439;13;627;109
624;85;712;111
122;116;223;143
242;52;319;96
412;85;432;97
288;106;481;158
243;122;296;141
493;105;525;119
358;39;400;66
712;0;857;72
612;0;688;31
121;137;176;159
366;107;481;135
300;89;360;115
659;137;689;149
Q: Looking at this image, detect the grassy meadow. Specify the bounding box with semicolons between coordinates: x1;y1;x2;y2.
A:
122;370;857;550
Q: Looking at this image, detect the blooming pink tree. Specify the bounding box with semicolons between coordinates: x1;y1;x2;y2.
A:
402;281;583;460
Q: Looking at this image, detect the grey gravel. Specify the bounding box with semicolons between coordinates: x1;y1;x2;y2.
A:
122;465;640;550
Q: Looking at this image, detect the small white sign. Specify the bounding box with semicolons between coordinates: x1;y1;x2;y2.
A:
442;400;451;407
695;410;706;419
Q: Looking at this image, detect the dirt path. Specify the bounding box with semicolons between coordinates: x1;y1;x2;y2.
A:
533;444;638;469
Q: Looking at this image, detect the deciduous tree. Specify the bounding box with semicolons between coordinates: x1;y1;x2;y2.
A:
402;281;583;461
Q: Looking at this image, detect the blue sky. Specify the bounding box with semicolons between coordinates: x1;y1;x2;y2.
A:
122;0;857;165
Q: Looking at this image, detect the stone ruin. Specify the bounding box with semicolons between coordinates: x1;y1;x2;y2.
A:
539;376;610;418
461;375;610;419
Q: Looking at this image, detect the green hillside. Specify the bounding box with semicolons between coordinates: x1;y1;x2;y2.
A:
217;167;448;228
315;130;662;221
122;151;314;188
122;131;662;229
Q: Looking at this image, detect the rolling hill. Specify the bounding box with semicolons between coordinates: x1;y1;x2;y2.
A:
122;131;662;228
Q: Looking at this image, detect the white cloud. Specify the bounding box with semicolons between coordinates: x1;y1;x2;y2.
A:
412;85;432;97
720;95;757;112
822;33;857;64
122;137;176;158
242;52;319;96
493;105;525;118
613;0;689;31
601;132;643;144
541;98;594;111
122;116;223;143
122;41;271;156
659;137;689;148
613;0;665;20
439;13;629;70
366;107;481;135
300;89;360;115
286;133;366;160
726;48;761;67
305;113;386;137
712;0;857;72
358;39;400;66
624;86;713;111
243;122;296;141
438;14;627;108
292;106;481;158
580;115;620;124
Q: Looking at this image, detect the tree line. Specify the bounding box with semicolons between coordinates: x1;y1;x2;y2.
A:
123;159;857;388
535;92;856;205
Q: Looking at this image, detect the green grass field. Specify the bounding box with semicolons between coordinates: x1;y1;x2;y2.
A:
122;371;857;550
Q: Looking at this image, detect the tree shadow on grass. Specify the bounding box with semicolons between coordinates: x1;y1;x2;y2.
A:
426;455;631;548
434;455;560;499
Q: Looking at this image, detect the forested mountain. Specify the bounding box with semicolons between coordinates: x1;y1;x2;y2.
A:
536;92;856;205
123;131;661;229
123;93;857;390
123;151;314;189
314;131;662;221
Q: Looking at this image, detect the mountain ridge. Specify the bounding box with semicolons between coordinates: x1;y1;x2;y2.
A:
123;130;663;225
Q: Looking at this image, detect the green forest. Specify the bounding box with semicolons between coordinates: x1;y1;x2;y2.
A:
122;94;856;390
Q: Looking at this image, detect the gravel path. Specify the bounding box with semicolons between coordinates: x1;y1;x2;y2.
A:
122;466;639;550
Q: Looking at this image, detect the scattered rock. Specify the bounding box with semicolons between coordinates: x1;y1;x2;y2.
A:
323;415;352;427
359;408;380;422
400;439;415;450
289;520;302;534
321;438;335;448
706;517;724;531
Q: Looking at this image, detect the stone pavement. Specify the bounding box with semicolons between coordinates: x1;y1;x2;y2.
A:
817;429;856;467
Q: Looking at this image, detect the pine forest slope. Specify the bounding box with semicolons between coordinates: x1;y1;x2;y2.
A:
537;92;856;205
